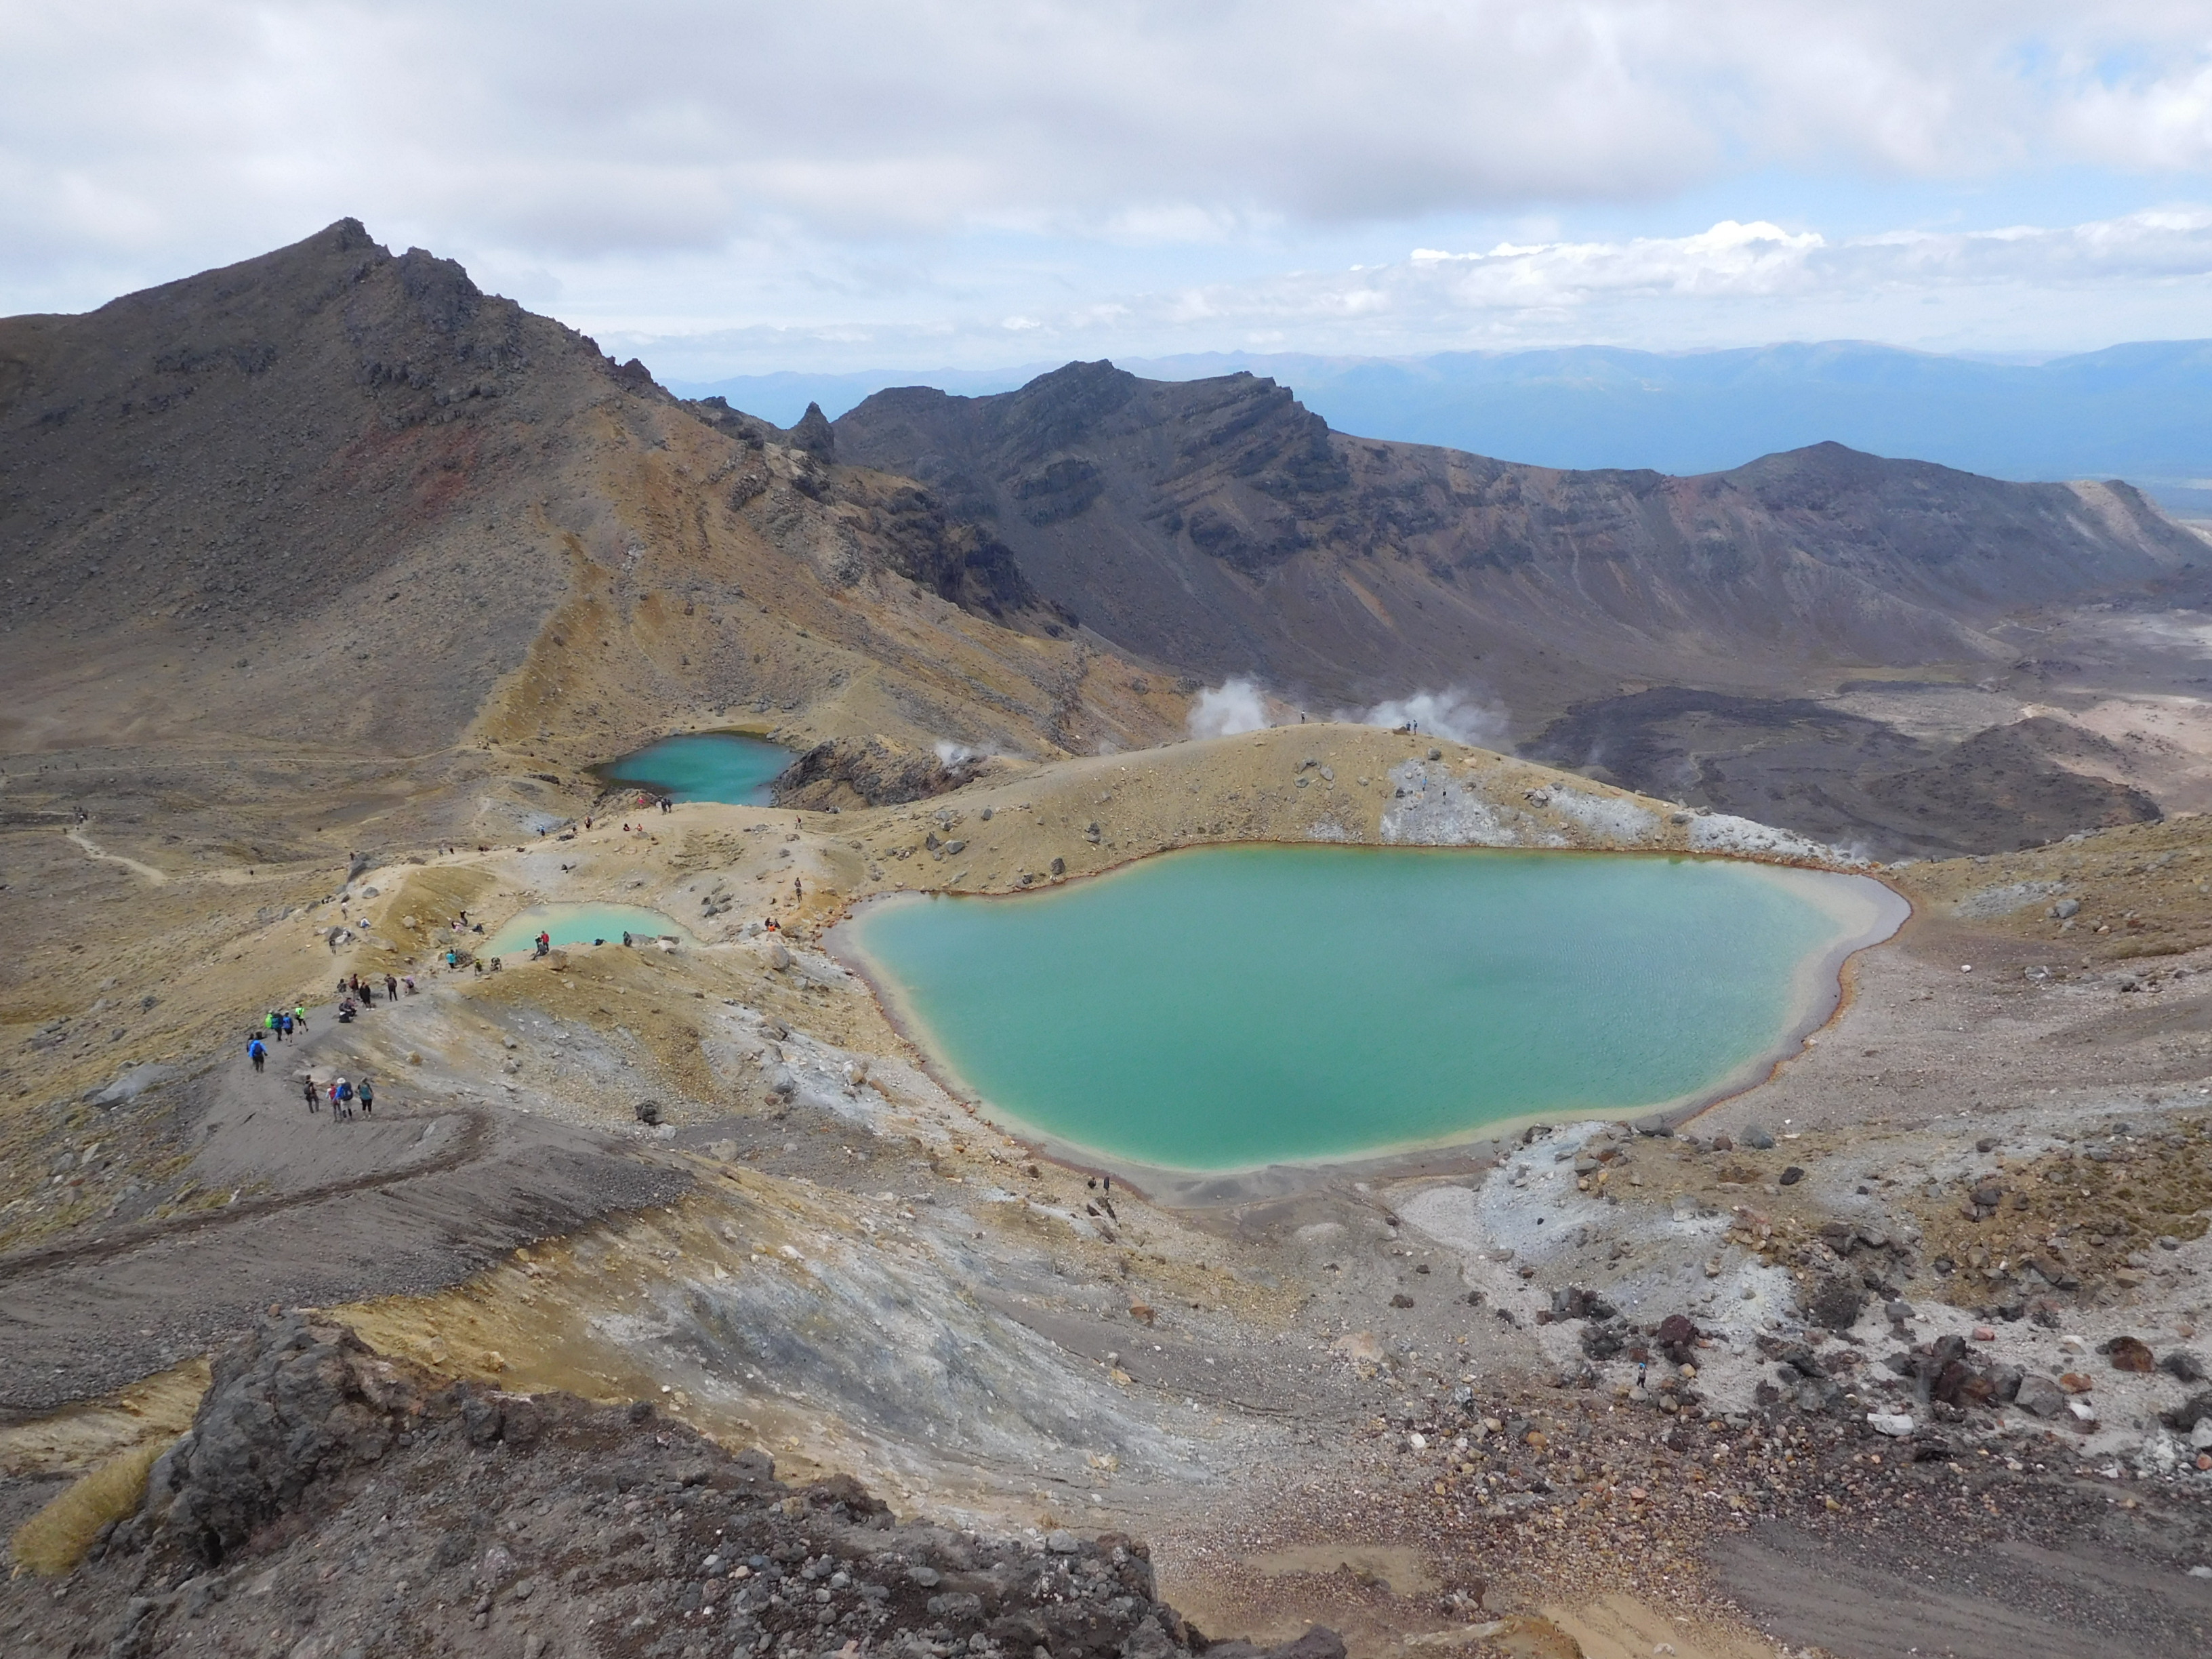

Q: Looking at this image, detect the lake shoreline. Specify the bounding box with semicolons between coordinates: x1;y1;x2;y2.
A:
830;846;1910;1203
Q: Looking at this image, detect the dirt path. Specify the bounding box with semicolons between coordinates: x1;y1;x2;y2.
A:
1710;1521;2212;1659
61;826;167;884
0;1008;691;1418
0;1109;688;1418
0;1107;490;1286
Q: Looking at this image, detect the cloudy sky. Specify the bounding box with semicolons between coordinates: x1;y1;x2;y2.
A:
5;1;2212;376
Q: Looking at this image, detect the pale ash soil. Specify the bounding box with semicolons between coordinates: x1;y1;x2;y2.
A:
5;727;2212;1658
5;766;2212;1656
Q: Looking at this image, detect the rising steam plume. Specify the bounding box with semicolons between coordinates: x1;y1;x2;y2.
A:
1187;678;1508;747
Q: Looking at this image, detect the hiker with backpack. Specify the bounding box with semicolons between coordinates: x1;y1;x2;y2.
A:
247;1035;266;1073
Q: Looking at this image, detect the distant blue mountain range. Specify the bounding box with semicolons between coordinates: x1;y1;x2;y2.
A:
669;339;2212;516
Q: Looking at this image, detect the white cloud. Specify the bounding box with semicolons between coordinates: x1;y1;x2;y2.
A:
612;205;2212;375
6;3;2212;353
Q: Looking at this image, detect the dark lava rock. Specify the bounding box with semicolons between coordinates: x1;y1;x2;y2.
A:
2104;1335;2156;1372
1552;1285;1612;1320
139;1313;438;1565
2161;1350;2208;1383
1779;1166;1805;1185
1806;1276;1867;1332
1654;1313;1699;1364
775;735;984;809
1580;1324;1626;1361
787;400;837;460
2160;1390;2212;1432
36;1315;1294;1659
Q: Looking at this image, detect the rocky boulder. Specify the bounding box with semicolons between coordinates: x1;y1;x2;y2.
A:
2103;1335;2156;1372
1805;1275;1866;1332
137;1313;446;1565
1652;1313;1700;1366
48;1315;1302;1659
2014;1372;2068;1419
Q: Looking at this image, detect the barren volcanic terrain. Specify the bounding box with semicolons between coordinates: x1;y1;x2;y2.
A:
3;227;2211;1659
835;363;2212;859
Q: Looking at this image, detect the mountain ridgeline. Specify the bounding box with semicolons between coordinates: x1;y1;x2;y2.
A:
0;222;1176;778
833;362;2198;718
684;339;2212;516
3;226;2206;865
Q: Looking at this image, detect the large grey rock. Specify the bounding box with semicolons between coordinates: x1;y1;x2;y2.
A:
87;1061;180;1107
2013;1372;2068;1418
1741;1125;1776;1150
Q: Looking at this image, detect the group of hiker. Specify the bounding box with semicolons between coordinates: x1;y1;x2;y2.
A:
302;1072;373;1118
242;1031;375;1120
245;1002;310;1070
335;970;406;1021
241;982;385;1122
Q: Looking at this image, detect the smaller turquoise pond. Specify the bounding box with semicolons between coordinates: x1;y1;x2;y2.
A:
595;733;791;804
842;846;1904;1172
485;904;691;957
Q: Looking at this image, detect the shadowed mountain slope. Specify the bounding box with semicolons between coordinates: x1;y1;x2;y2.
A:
834;361;2200;718
0;225;1189;1070
0;225;1178;775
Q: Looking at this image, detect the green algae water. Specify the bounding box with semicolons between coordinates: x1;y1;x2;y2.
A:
595;733;790;804
844;847;1903;1172
485;903;690;956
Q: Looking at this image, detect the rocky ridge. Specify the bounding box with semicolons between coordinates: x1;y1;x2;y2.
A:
832;363;2198;715
5;1312;1345;1659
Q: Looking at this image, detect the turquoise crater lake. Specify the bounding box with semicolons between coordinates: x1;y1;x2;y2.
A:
594;733;791;805
485;903;690;957
842;846;1904;1172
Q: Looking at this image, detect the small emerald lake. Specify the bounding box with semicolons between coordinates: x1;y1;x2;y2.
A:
841;846;1904;1172
485;903;690;956
595;733;791;804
